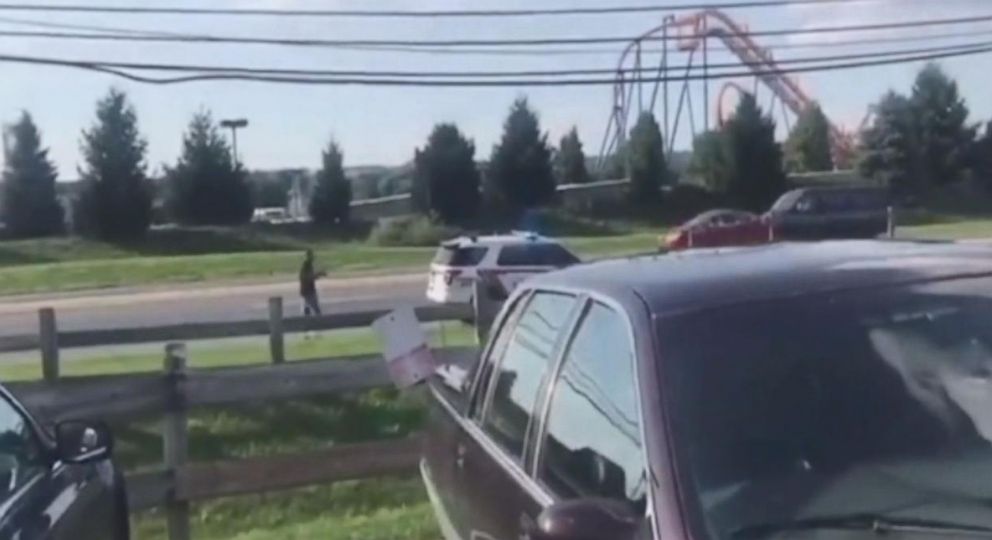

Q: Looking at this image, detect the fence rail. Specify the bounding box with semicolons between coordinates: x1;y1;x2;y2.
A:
0;295;488;540
0;303;471;354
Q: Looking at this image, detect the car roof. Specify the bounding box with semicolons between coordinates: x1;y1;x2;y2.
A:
526;240;992;316
442;232;557;248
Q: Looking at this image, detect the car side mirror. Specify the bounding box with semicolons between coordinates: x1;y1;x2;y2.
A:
530;498;640;540
54;420;113;464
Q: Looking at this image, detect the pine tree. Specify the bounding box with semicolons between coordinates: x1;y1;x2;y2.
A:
310;140;352;225
722;94;787;211
555;127;591;185
412;123;480;225
166;111;253;225
687;130;729;192
1;112;64;237
911;63;976;186
785;103;834;172
859;91;921;197
627;112;669;202
488;98;555;212
75;88;152;240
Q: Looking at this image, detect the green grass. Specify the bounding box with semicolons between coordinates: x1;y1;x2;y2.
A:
0;227;661;296
0;320;471;540
0;245;432;295
134;480;438;540
899;218;992;240
0;322;475;381
123;390;439;540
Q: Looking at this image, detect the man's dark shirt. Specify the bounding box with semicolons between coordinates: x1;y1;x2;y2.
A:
300;259;317;296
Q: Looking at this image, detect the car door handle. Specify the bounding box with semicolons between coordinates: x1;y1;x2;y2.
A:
455;443;467;469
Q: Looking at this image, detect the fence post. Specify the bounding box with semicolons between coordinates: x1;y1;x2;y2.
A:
268;297;285;364
163;343;190;540
39;308;59;382
473;280;500;346
887;206;896;239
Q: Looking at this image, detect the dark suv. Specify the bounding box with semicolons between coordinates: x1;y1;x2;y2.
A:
767;186;889;240
424;241;992;540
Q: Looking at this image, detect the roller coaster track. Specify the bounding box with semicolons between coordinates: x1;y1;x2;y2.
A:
599;9;857;171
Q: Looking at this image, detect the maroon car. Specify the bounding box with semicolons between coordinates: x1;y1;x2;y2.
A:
663;209;772;251
423;241;992;540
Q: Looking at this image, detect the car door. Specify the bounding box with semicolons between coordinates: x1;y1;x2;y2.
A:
530;299;652;538
457;291;581;540
0;395;116;540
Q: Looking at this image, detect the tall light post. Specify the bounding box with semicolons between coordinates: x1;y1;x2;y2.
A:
220;118;248;165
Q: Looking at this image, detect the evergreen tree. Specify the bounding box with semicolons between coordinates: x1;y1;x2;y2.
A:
75;88;152;240
627;112;669;202
722;94;787;211
166;111;253;225
488;98;555;212
1;112;64;237
555;127;591;185
687;130;729;192
859;91;921;197
785;103;834;172
910;63;976;186
310;140;352;225
412;123;480;225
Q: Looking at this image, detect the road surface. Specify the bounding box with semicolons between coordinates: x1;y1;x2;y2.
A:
0;273;427;337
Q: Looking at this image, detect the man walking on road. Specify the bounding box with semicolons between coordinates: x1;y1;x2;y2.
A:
299;249;325;319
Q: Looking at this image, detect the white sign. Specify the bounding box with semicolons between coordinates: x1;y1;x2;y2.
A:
372;307;436;388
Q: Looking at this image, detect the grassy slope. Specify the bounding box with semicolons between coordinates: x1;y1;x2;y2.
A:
0;229;661;296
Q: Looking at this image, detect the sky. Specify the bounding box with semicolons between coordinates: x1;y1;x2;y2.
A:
0;0;989;178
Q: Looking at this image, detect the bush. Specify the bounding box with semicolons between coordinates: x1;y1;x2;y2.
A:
368;216;457;247
531;209;626;237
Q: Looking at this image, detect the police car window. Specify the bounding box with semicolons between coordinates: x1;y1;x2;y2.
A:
498;244;577;267
0;397;45;501
433;246;487;266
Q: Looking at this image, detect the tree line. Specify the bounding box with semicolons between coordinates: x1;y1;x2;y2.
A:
2;63;985;240
0;88;356;240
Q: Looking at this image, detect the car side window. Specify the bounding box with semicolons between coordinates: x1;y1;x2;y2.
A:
538;302;646;509
0;397;46;501
469;292;530;420
481;292;577;460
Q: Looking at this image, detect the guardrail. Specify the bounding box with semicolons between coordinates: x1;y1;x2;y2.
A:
0;298;481;540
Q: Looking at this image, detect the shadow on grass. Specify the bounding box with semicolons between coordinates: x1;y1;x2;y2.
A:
112;389;426;470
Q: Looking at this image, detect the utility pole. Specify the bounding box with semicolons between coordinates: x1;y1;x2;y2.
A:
220;118;248;166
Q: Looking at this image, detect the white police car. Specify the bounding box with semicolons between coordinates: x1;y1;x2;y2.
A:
426;232;579;305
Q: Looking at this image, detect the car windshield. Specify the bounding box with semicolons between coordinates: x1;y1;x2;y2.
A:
659;276;992;539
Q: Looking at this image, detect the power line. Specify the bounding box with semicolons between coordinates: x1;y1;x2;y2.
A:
39;41;992;79
0;0;914;19
0;42;989;86
0;13;989;48
288;27;992;57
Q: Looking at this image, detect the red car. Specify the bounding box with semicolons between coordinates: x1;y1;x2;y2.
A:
663;209;772;251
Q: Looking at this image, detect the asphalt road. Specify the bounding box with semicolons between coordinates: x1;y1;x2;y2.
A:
0;273;428;337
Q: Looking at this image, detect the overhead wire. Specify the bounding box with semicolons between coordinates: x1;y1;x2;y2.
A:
0;42;988;86
24;40;992;79
0;0;925;18
0;13;988;48
263;27;992;57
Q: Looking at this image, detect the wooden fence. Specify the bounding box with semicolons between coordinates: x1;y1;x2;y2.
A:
0;299;478;540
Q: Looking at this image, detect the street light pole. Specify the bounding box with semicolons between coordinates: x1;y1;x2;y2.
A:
220;118;248;165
